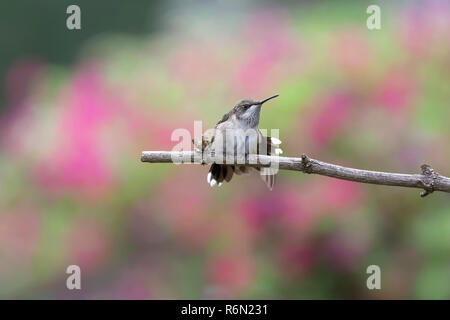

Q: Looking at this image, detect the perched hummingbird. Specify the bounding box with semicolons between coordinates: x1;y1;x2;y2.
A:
193;94;282;190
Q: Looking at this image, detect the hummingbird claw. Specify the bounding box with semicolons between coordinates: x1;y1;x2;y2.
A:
275;148;283;155
210;179;217;187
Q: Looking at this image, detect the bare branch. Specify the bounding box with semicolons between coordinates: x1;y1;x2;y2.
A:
141;151;450;197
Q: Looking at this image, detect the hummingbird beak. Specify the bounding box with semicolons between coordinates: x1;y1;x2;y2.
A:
258;94;279;105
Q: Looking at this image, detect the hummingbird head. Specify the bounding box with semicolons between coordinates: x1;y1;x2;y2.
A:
233;94;279;128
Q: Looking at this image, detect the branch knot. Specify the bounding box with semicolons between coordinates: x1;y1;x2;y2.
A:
420;164;438;197
301;153;313;174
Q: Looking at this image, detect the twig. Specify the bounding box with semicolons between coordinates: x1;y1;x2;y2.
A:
140;151;450;197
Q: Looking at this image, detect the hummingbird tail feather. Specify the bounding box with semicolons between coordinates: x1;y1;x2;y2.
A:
234;166;251;175
208;163;234;187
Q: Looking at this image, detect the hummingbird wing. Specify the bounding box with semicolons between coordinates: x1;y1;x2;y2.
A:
215;110;232;126
205;112;235;186
193;110;233;152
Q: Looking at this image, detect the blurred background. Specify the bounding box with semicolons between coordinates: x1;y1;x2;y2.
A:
0;0;449;299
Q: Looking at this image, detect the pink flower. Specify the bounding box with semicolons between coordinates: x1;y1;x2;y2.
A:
235;9;297;96
152;167;216;248
321;179;364;211
0;59;46;154
170;44;225;93
323;232;369;272
114;274;151;300
35;64;117;198
332;28;372;74
278;189;314;234
127;109;194;150
399;6;432;58
207;254;253;294
4;58;45;108
279;244;316;277
0;209;41;264
296;178;364;217
375;69;416;112
239;192;286;230
308;92;353;146
156;168;209;222
65;219;110;272
239;187;309;234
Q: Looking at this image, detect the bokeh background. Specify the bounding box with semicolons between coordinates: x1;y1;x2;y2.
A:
0;0;449;299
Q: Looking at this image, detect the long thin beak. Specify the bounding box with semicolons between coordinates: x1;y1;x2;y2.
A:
259;94;279;105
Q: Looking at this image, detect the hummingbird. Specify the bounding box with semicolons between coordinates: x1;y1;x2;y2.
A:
193;94;282;190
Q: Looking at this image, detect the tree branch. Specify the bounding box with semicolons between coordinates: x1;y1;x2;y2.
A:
140;151;450;197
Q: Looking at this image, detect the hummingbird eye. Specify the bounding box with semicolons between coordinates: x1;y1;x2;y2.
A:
243;104;251;109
